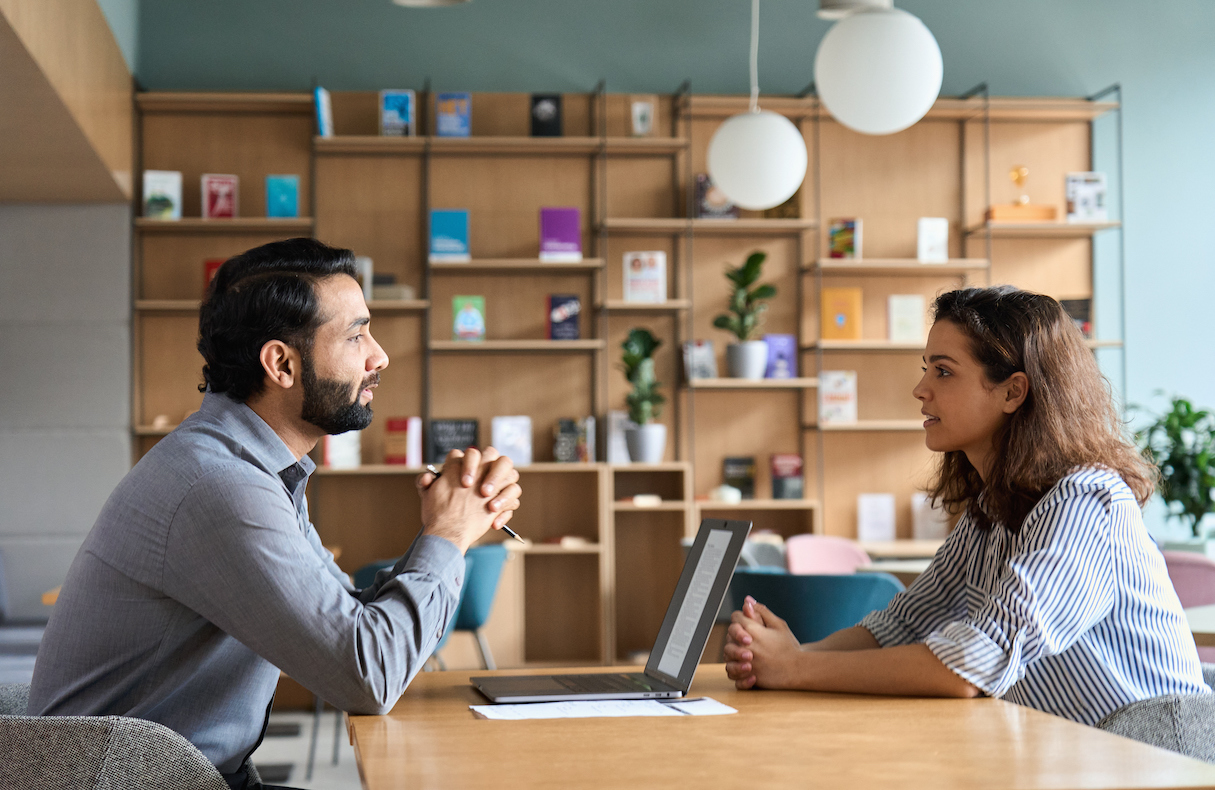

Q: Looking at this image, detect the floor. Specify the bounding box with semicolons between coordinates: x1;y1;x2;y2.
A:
251;710;363;790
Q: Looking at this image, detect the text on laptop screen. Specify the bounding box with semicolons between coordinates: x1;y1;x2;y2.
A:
657;528;733;677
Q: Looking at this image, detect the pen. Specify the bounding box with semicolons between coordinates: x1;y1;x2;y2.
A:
425;464;526;545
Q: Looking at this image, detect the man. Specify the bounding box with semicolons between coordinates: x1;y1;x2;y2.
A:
28;238;521;789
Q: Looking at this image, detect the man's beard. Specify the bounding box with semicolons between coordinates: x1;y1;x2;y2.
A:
299;352;377;435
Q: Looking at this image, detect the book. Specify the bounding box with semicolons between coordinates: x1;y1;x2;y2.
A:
917;217;949;262
427;419;478;464
430;209;471;262
372;283;416;301
722;457;756;499
631;97;655;136
771;454;804;500
547;295;581;340
1060;298;1092;339
695;173;739;219
682;340;718;380
142;170;182;219
323;431;361;469
379;89;416;136
492;415;533;467
828;218;862;259
911;492;951;540
201;174;238;219
606;410;634;464
314;86;334;138
436;92;472;137
887;295;926;343
763;190;801;220
452;295;486;341
763;334;797;379
530;94;562;136
539;207;582;262
353;256;374;301
819;370;858;425
820;287;863;341
622;251;667;303
553;417;595;462
857;493;896;542
384;416;423;466
204;258;225;294
265;175;299;218
1066;172;1107;222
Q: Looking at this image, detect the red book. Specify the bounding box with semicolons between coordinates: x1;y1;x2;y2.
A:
204;258;225;294
201;174;239;218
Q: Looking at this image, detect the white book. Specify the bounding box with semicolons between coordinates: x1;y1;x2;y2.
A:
353;256;374;301
917;217;949;263
142;170;182;220
323;431;361;469
887;295;926;344
491;415;532;467
623;251;667;303
818;370;857;425
911;492;951;540
1066;172;1108;222
857;493;896;542
314;86;334;138
606;410;635;464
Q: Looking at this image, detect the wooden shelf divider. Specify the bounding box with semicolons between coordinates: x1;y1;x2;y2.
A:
809;259;989;276
135;217;315;233
429;340;605;353
598;299;691;313
429;259;604;273
963;221;1121;238
808;420;925;432
686;377;818;390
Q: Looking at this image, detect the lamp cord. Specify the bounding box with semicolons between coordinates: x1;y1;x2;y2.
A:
749;0;760;112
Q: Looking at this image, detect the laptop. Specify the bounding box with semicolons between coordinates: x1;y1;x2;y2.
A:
471;518;751;703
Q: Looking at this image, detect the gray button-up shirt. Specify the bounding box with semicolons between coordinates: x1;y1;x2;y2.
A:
28;392;463;780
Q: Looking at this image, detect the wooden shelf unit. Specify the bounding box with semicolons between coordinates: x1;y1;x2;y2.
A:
131;88;1124;668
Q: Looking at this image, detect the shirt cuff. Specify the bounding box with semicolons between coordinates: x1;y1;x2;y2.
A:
924;621;1024;697
859;609;921;648
399;534;465;596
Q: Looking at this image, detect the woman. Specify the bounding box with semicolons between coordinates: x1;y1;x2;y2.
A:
724;286;1208;725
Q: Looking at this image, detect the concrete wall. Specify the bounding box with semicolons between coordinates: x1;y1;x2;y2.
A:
0;205;130;620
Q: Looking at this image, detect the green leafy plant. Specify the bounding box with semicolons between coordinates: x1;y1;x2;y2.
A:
1136;395;1215;537
712;251;777;342
620;328;665;425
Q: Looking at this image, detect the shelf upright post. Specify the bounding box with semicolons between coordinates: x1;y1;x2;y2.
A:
673;80;692;465
130;86;146;468
681;83;696;479
957;82;992;280
421;119;433;439
810;89;826;535
591;81;607;447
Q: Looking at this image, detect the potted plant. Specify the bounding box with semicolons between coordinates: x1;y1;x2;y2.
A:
620;328;667;463
713;251;777;379
1136;396;1215;551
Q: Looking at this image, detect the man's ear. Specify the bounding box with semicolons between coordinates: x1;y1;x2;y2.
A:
259;340;300;391
1001;371;1030;414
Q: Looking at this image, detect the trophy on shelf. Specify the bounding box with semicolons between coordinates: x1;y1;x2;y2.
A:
985;164;1058;222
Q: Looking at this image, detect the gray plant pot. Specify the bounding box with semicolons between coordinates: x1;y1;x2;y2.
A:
726;340;769;379
625;423;667;464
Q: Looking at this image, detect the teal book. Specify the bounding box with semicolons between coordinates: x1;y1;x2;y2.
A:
265;175;299;218
430;209;471;262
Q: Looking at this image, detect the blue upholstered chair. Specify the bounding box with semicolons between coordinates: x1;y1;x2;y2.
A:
728;569;904;643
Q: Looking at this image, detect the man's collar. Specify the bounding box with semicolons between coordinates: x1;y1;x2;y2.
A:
199;391;315;481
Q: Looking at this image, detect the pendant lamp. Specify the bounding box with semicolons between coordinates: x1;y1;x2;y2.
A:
706;0;808;211
814;6;942;135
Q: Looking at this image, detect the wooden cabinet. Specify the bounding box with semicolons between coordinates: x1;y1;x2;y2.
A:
131;90;1121;667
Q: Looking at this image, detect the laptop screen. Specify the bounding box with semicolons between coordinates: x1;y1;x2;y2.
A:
645;518;751;689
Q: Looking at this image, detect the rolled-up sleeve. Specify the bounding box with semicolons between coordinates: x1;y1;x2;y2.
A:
859;517;971;647
164;466;463;714
923;488;1115;697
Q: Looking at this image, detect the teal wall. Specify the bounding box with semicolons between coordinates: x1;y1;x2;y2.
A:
95;0;138;71
133;1;1215;538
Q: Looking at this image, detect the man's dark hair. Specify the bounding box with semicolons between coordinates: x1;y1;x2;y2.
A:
197;237;357;402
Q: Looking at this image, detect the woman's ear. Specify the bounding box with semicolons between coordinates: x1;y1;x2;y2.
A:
1001;371;1030;414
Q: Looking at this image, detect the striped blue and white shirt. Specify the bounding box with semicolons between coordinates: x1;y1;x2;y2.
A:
860;467;1209;725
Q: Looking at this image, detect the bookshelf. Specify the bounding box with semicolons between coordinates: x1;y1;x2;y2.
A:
131;88;1123;669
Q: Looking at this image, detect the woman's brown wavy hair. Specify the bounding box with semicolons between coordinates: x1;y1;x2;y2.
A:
927;286;1156;532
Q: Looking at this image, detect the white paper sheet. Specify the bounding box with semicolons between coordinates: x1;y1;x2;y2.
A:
469;696;737;720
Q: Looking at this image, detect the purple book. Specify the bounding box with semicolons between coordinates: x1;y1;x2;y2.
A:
539;207;582;262
764;334;798;379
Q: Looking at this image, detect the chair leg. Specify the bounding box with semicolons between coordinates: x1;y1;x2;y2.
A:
332;707;341;766
306;694;323;780
475;628;496;670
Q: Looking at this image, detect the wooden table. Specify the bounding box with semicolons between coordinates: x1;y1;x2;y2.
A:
347;665;1215;789
1187;605;1215;647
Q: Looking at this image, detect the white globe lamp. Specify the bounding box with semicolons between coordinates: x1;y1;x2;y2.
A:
707;111;808;211
814;8;943;135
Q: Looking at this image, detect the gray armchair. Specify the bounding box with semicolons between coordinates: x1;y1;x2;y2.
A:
0;683;253;790
1095;663;1215;762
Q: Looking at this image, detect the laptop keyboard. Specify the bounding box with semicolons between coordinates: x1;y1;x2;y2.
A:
552;673;660;694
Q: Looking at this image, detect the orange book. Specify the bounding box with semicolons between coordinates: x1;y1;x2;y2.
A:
820;287;863;341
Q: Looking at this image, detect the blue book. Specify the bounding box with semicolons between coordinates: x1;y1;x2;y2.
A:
764;334;798;379
436;92;471;137
430;209;471;262
265;175;300;218
313;86;333;137
379;89;416;136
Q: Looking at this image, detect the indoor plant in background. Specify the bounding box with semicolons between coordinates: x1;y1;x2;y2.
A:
713;251;777;379
1136;395;1215;553
620;328;666;463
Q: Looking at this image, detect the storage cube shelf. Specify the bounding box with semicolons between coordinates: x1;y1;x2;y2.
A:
132;89;1123;666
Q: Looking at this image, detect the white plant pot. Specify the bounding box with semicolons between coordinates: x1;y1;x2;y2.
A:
625;423;667;464
726;340;769;379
